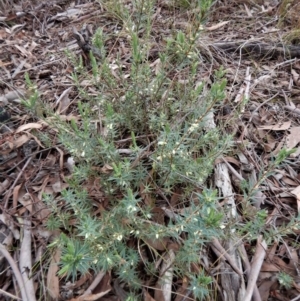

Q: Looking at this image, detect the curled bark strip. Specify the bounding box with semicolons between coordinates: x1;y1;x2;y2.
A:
238;244;262;301
244;236;267;301
210;237;243;277
19;217;36;301
212;41;300;59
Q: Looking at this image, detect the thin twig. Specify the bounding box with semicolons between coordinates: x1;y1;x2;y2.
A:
82;271;106;296
0;244;28;301
249;92;279;122
210;237;243;277
0;288;22;300
4;156;32;209
290;294;300;301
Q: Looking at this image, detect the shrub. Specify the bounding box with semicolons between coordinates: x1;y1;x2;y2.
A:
45;0;232;298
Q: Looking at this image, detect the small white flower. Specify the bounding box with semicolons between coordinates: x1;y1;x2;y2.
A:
127;205;137;213
188;123;199;133
97;245;103;251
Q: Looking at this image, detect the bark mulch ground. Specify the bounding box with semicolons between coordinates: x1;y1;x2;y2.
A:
1;0;300;300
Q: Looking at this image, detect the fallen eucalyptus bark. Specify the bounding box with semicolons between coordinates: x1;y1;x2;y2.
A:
211;41;300;59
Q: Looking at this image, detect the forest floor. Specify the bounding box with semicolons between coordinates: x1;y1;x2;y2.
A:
1;0;300;300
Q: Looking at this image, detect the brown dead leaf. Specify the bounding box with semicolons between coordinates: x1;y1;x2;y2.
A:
12;184;23;213
92;272;112;295
54;181;67;193
55;87;72;114
261;256;291;273
282;176;298;186
32;195;51;221
263;142;276;152
205;21;230;31
0;60;11;67
73;274;92;289
144;290;156;301
26;132;44;148
47;248;61;299
70;289;111;301
0;28;8;39
16;189;33;213
174;277;189;301
13;134;31;148
258;121;291;131
291;186;300;212
15;123;43;133
0;140;14;155
140;187;155;206
14;44;32;57
286;127;300;149
169;188;183;207
100;164;114;173
0;178;11;195
152;207;165;224
287;247;299;270
258;277;278;301
215;156;241;167
149;58;162;75
144;237;168;251
55;147;65;170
